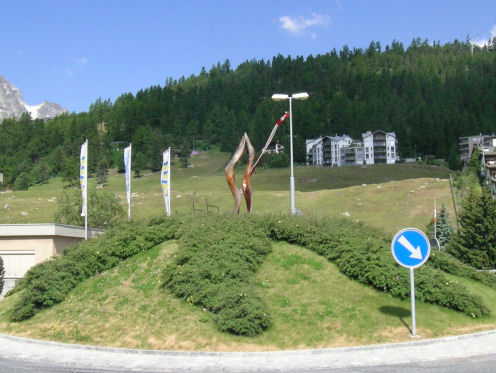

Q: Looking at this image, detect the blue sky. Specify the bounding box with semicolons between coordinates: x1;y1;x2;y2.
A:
1;0;496;113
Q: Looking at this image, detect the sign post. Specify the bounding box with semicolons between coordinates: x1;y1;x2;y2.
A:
391;228;431;337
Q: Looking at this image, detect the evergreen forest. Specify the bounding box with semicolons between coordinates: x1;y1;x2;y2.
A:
1;38;496;189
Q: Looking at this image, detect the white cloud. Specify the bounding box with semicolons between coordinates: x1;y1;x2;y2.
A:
279;13;330;37
472;24;496;47
76;57;88;66
64;68;74;77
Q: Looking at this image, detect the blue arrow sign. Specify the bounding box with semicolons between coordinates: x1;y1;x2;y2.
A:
391;228;431;268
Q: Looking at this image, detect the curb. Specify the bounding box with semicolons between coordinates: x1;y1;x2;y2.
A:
2;329;496;356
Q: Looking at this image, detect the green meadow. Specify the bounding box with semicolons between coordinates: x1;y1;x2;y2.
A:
0;151;452;235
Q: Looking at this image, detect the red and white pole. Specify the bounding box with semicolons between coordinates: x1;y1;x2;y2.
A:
434;199;437;240
250;112;289;175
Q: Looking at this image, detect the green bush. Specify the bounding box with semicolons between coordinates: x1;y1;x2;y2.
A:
13;172;30;191
260;152;289;168
8;216;179;321
162;215;272;336
429;251;496;290
54;188;126;229
259;215;490;317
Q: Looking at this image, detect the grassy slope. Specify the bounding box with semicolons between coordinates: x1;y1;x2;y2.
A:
0;151;453;234
0;240;494;351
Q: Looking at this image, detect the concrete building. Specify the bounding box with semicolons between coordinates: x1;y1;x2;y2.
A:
459;134;496;166
323;135;353;167
0;224;103;296
306;137;324;165
362;130;397;165
306;131;397;166
344;139;365;166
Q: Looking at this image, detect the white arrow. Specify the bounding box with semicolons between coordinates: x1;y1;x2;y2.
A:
397;235;423;259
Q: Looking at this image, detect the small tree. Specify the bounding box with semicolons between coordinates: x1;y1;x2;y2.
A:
61;156;80;187
436;203;454;249
96;157;109;186
133;152;146;178
447;186;496;269
55;188;125;229
179;144;189;168
13;172;30;191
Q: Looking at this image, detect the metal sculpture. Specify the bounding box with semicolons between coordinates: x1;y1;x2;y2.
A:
225;112;289;214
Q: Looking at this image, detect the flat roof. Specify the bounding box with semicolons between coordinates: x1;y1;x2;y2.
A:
0;223;104;238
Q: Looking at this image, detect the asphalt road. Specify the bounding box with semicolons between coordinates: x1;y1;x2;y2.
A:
1;331;496;372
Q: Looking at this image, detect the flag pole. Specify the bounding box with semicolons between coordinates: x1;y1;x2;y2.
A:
125;143;132;221
168;146;171;216
80;139;88;240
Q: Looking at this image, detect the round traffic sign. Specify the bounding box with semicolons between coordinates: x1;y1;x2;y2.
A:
391;228;431;268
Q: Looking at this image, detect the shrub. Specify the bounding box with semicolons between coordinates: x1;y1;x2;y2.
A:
429;251;496;290
8;216;179;321
258;215;490;317
54;188;126;229
162;215;272;336
260;152;289;169
13;172;30;191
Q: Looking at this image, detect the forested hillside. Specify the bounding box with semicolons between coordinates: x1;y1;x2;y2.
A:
1;38;495;189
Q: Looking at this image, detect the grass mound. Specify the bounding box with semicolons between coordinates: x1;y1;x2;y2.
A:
5;213;492;336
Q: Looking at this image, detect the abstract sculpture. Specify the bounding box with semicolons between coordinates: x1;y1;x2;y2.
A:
225;112;289;214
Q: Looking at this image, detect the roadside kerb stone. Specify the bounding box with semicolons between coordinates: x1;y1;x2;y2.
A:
1;331;496;372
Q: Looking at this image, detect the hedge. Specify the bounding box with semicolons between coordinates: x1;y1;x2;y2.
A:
8;216;179;321
161;215;272;336
259;215;489;317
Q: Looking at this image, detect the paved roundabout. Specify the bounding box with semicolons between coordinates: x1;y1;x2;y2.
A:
1;331;496;372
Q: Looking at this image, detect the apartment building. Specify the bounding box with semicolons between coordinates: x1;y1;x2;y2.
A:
306;135;352;166
362;130;397;165
459;134;496;166
306;137;324;165
306;131;397;166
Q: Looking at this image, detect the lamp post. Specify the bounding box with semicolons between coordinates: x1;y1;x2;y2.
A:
271;92;309;215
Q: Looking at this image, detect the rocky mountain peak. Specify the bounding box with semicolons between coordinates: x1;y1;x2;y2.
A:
0;74;68;120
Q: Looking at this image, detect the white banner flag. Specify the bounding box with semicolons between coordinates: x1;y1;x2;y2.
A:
124;144;132;220
80;139;88;217
161;148;171;216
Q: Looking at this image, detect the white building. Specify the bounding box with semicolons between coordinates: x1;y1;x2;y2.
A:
306;130;397;166
362;130;397;165
344;139;365;165
323;135;353;167
306;137;324;165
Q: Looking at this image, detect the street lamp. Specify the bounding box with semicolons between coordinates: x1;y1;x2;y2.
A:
271;92;309;215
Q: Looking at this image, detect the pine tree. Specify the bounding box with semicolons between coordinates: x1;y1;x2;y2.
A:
447;186;496;269
436;203;454;249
